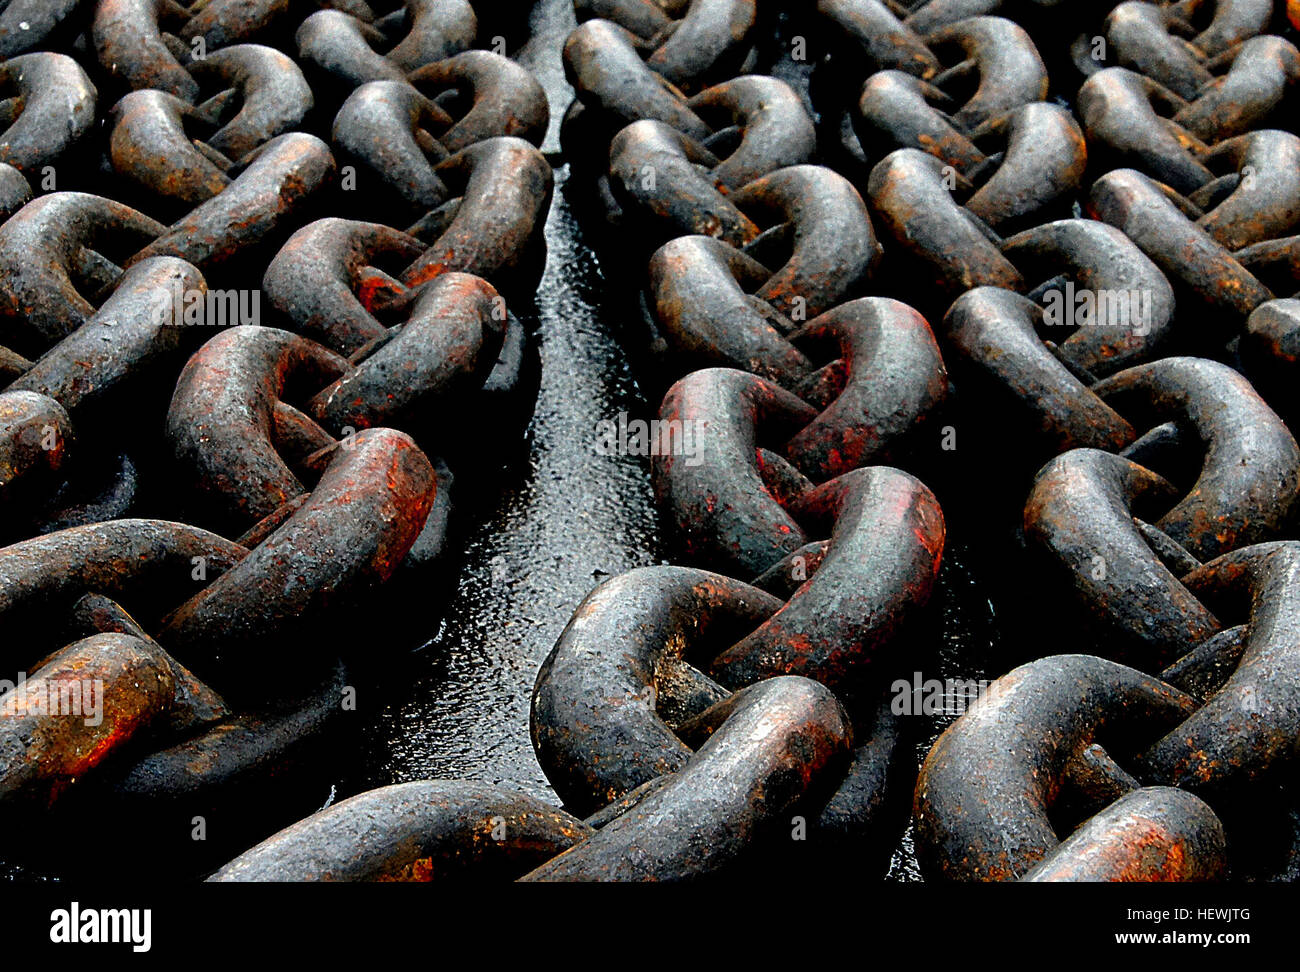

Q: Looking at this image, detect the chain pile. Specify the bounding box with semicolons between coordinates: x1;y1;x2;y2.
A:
2;0;1300;883
0;0;551;871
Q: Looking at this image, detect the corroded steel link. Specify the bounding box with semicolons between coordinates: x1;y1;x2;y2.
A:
110;91;239;211
648;253;946;460
707;466;944;689
0;633;177;810
94;0;205;101
573;0;683;40
0;162;29;224
531;566;781;814
1020;787;1227;882
1242;297;1300;423
407;49;549;152
998;219;1176;377
1089;167;1273;333
604;76;822;245
561;0;792;214
1170;34;1300;141
262;218;427;355
176;44;314;162
297;11;407;88
647;235;816;383
166;314;468;516
609;120;763;245
209;781;593;881
574;0;759;93
158;426;437;678
1023;448;1221;668
331;79;458;214
308;271;509;433
562;18;713;155
905;17;1049;130
654;368;817;576
61;591;229;738
331;73;548;228
0;54;97;178
166;324;352;528
523;676;850;881
1021;358;1299;657
0;519;248;662
93;0;295;102
936;200;1300;737
942;288;1139;458
0;0;86;58
1235;232;1300;297
577;71;825;250
653;369;945;609
817;0;944;79
686;75;818;189
939;224;1183;470
1078;67;1216;192
1103;1;1287;101
728;166;882;318
914;653;1200;881
1177;130;1300;250
296;1;478;94
179;0;295;50
1090;356;1300;560
0;193;165;357
7;257;206;420
1156;0;1274;57
606;74;818;200
93;655;345;812
0;256;206;539
0;588;232;813
1019;356;1300;652
856;92;1087;232
0;391;74;520
868;148;1023;300
1140;541;1300;801
106;47;316;214
1080;69;1300;228
642;169;881;374
782;298;948;476
225;675;860;883
869;151;1184;325
855;63;977;157
128;132;336;272
398;136;553;289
